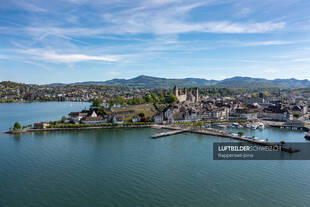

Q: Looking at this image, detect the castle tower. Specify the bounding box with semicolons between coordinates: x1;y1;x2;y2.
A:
173;85;178;97
196;88;199;102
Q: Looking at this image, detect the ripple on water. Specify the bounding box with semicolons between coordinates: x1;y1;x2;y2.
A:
1;127;310;207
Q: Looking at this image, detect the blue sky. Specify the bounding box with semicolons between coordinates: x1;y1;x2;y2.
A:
1;0;310;84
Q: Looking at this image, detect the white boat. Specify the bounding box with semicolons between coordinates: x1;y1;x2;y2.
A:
232;123;242;128
258;122;264;129
251;124;257;129
218;125;227;129
245;123;251;128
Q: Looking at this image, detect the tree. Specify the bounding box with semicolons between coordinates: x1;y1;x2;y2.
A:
294;113;301;118
13;122;21;130
61;116;66;123
159;93;165;103
91;98;102;108
108;99;115;108
134;97;144;104
237;131;244;137
144;95;153;103
151;93;158;103
263;93;270;97
195;121;204;128
97;106;107;116
115;96;126;105
165;94;177;104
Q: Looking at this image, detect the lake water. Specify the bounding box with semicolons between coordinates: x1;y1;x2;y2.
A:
1;102;310;207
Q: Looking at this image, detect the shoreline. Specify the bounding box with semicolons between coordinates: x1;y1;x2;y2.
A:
0;100;90;104
5;124;153;134
5;124;301;153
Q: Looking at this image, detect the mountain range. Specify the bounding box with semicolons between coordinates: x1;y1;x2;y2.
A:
44;75;310;89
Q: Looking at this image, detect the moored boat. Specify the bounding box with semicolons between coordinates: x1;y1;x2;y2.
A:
258;122;264;129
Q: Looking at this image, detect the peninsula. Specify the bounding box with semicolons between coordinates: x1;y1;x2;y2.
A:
7;84;310;153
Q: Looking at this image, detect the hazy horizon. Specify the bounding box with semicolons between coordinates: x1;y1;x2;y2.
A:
1;0;310;84
2;74;310;85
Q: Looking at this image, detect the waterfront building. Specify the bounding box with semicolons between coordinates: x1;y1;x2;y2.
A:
68;112;88;122
34;122;49;129
81;116;108;124
152;113;164;124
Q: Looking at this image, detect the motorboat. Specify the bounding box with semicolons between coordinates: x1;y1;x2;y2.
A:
258;122;264;129
232;123;242;128
245;123;251;128
218;125;227;129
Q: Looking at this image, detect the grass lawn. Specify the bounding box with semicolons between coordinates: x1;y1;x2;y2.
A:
112;103;157;120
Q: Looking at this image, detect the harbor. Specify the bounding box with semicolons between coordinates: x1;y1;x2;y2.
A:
151;125;300;153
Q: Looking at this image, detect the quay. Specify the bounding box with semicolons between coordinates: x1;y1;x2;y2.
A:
151;125;299;153
264;120;310;132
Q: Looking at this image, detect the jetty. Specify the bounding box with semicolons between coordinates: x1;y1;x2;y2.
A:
151;129;188;138
151;125;299;153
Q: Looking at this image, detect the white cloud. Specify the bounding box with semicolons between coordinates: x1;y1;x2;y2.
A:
98;1;285;35
146;0;180;6
225;40;292;47
20;49;121;63
0;54;10;59
291;58;310;63
108;71;121;76
238;8;251;17
14;0;47;12
242;41;290;46
198;21;285;34
24;20;285;37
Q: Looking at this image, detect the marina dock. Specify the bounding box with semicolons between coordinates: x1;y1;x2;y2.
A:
151;125;299;153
